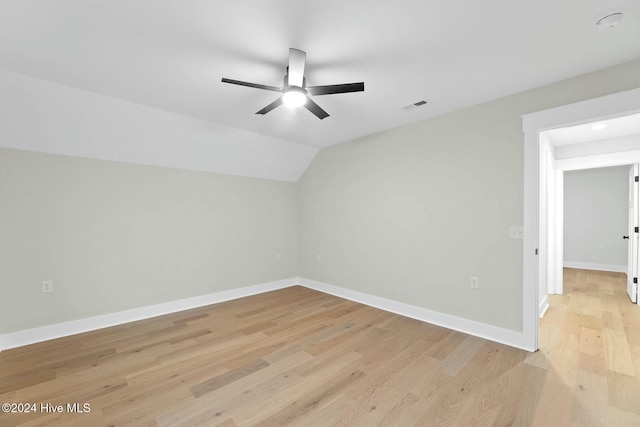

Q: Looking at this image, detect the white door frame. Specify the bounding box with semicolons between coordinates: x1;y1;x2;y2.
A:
522;88;640;351
536;134;560;318
629;164;639;303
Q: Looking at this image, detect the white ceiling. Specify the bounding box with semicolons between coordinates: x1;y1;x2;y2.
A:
546;112;640;146
1;1;640;150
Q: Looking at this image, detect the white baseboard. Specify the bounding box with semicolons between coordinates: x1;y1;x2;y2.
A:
563;261;627;273
298;277;531;351
1;276;534;353
539;295;550;318
0;278;297;351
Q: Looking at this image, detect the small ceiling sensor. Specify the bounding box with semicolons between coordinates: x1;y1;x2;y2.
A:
595;12;623;29
591;123;607;130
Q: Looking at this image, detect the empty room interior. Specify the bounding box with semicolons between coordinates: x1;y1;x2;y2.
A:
2;2;640;426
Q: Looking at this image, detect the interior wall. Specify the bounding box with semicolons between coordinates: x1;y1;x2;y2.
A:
0;148;298;334
3;59;640;340
564;166;629;271
298;59;640;332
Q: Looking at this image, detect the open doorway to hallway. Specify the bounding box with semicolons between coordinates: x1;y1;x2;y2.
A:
523;87;640;352
538;113;640;315
530;114;640;424
563;166;630;275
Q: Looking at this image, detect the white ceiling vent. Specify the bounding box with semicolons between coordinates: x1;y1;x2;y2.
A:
401;99;428;111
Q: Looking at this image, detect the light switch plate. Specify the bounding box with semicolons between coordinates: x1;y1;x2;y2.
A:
509;226;524;239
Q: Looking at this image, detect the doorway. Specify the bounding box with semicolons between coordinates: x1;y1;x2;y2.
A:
539;139;640;302
552;165;633;296
542;129;640;305
522;87;640;351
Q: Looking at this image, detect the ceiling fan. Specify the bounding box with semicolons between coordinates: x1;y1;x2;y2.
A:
222;48;364;120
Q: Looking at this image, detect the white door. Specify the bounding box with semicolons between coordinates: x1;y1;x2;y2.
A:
627;164;639;303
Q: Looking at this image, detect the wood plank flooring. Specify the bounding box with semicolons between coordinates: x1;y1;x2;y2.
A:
528;268;640;427
0;269;639;426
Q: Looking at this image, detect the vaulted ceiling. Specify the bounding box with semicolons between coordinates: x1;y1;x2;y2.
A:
1;1;639;176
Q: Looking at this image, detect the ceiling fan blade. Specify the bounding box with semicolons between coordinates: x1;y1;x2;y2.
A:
304;98;329;120
306;82;365;96
287;48;306;87
222;78;282;92
256;97;283;115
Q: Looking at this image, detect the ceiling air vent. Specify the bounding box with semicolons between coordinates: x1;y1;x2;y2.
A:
401;99;428;110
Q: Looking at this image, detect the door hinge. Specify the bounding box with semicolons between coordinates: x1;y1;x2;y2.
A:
634;277;638;284
635;176;639;182
535;248;538;255
635;227;639;233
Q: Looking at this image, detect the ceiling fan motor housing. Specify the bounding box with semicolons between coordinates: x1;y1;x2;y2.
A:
284;72;306;89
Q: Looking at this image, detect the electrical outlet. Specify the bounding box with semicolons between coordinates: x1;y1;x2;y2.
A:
470;277;479;289
42;280;53;293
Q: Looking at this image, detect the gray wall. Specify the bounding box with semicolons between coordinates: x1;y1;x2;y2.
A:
3;59;640;336
0;148;298;333
564;166;629;269
298;59;640;332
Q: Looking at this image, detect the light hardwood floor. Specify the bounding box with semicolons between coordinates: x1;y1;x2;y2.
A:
0;269;639;426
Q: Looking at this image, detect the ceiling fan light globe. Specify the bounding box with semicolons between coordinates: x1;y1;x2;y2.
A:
282;88;307;107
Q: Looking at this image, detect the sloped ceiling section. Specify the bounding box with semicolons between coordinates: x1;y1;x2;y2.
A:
0;1;639;180
0;69;317;182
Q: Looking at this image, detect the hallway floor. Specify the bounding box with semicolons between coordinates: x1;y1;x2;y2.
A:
526;268;640;425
